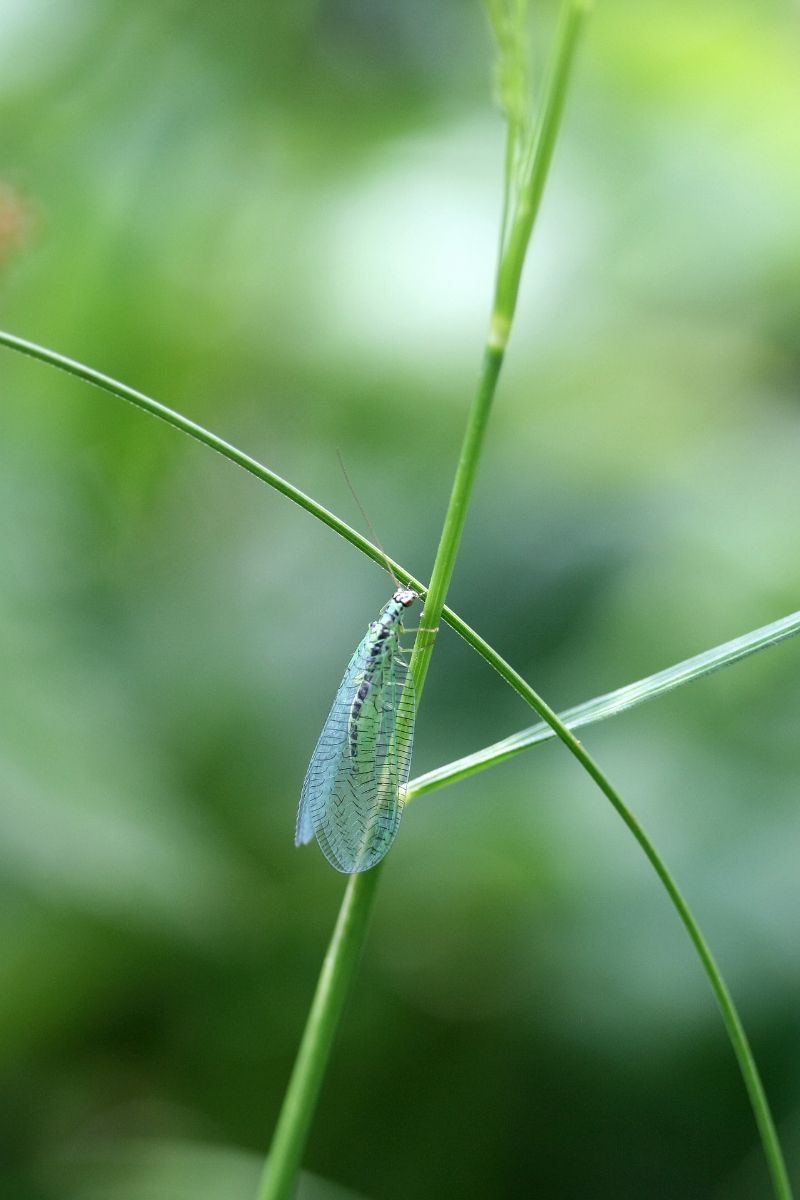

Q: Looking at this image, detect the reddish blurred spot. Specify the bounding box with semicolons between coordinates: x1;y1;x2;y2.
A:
0;183;35;264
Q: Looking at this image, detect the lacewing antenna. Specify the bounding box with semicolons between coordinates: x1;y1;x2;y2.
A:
336;448;402;590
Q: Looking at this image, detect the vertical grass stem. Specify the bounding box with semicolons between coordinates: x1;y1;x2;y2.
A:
257;6;590;1197
256;869;383;1200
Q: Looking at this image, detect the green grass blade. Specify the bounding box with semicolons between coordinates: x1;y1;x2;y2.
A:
263;5;591;1192
5;324;792;1200
492;0;589;340
0;328;504;684
0;325;618;732
2;0;793;1183
412;630;793;1200
256;868;383;1200
407;607;800;800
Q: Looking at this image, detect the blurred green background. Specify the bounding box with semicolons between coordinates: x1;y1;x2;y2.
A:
2;1;800;1197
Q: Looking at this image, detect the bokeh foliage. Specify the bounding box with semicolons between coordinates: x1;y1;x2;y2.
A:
1;1;799;1196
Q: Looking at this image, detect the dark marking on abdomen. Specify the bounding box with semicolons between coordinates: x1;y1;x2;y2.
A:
348;677;372;758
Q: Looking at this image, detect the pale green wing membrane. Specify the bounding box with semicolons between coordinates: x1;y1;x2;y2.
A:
296;599;416;874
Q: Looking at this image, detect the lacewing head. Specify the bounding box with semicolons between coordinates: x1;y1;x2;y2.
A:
393;587;418;608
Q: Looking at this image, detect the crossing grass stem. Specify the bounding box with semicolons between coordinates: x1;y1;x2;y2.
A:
0;1;792;1194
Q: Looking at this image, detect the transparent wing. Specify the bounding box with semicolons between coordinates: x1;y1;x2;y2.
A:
296;634;415;874
295;639;369;850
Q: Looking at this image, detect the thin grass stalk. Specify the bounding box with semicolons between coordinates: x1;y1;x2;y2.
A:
4;329;800;784
257;6;590;1196
407;607;800;800
1;0;792;1191
410;631;794;1200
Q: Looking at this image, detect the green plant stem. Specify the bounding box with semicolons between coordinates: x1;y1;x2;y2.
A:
493;0;588;335
0;329;505;691
414;0;588;690
1;325;793;1199
4;1;791;1191
5;327;800;780
407;606;800;801
6;341;791;1200
407;638;795;1200
256;868;383;1200
412;345;504;694
260;6;592;1196
256;333;505;1200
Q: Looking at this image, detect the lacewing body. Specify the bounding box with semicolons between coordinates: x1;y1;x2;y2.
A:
296;587;418;873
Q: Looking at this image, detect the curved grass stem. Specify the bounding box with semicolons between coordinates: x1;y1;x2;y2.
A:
4;325;800;793
414;637;794;1200
2;326;793;1200
407;607;800;801
2;0;792;1194
0;328;505;688
3;328;799;771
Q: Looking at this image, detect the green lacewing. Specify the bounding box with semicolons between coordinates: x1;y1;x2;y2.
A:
295;586;418;873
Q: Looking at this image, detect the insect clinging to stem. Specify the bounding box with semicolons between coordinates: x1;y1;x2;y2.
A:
295;581;419;874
